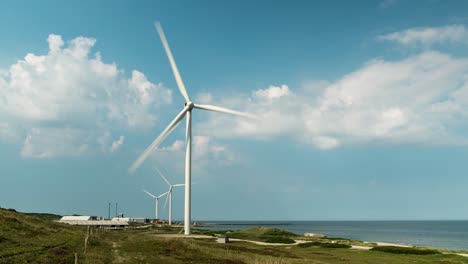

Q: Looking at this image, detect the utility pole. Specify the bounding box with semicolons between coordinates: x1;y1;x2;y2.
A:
115;202;118;217
108;202;110;219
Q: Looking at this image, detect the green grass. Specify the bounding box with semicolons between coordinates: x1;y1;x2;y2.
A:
224;227;300;244
0;208;85;263
263;237;296;244
371;246;441;255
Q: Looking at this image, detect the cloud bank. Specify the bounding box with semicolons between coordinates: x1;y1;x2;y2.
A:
0;34;172;158
197;51;468;149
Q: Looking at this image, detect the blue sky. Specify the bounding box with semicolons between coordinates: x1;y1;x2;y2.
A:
1;0;468;221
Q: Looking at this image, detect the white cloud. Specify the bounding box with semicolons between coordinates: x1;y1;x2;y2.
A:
21;127;93;158
0;34;172;158
312;136;340;150
110;135;125;153
196;92;213;103
197;51;468;149
254;85;289;103
377;25;468;46
153;136;236;173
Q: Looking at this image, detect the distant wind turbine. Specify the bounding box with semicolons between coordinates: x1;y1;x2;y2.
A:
156;167;184;225
129;21;257;235
143;190;168;220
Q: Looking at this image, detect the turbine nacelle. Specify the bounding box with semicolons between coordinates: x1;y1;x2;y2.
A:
184;101;194;110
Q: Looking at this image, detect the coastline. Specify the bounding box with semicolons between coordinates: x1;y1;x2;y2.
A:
195;220;468;251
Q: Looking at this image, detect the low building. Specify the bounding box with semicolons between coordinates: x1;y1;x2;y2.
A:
112;217;131;222
60;215;97;221
131;218;149;224
215;234;229;244
58;219;129;228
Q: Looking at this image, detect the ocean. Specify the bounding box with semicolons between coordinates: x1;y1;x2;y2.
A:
196;221;468;250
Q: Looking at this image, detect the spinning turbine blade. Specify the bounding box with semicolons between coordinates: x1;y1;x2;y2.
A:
143;190;157;199
173;184;185;187
129;106;189;174
164;189;171;208
155;166;171;186
155;21;191;102
157;192;168;199
193;104;258;119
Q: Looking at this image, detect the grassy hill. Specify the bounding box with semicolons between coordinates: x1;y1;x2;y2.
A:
0;208;84;263
1;208;468;263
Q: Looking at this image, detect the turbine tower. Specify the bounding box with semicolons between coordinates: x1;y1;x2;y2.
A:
156;167;184;225
143;190;167;220
129;22;256;235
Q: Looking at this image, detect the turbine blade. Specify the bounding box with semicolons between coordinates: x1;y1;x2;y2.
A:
193;104;258;119
155;21;191;102
173;184;185;187
157;191;168;199
164;190;170;208
143;190;157;199
128;106;189;174
155;166;171;186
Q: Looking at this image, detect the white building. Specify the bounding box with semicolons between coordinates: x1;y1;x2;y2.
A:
112;217;131;222
58;215;128;228
60;215;95;221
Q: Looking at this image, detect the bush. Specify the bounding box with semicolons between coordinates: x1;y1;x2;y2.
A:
262;237;296;244
371;246;441;255
320;243;351;248
297;242;351;249
263;228;297;237
297;242;321;248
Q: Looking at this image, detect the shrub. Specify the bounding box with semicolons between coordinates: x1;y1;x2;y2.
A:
297;242;321;248
263;237;296;244
371;246;441;255
320;243;351;248
263;228;297;237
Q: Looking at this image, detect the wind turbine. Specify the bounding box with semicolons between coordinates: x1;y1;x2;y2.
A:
156;167;184;225
143;190;167;220
129;22;256;235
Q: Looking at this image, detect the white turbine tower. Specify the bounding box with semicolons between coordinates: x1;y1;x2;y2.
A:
156;167;184;225
129;21;256;235
143;190;167;220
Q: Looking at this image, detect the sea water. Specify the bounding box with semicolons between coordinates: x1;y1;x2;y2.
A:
196;220;468;250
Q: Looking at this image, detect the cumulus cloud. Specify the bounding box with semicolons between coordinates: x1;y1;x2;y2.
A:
254;85;290;103
0;34;172;158
377;25;468;46
197;51;468;149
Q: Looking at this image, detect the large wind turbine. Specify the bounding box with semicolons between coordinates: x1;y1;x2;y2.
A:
143;190;167;220
129;22;256;235
156;167;184;225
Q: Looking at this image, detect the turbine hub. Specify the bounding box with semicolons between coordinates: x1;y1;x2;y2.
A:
185;101;194;110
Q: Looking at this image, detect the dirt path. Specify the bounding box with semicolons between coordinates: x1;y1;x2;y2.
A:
150;234;468;257
152;234;312;246
111;242;125;263
229;238;309;246
351;245;372;250
152;234;213;239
